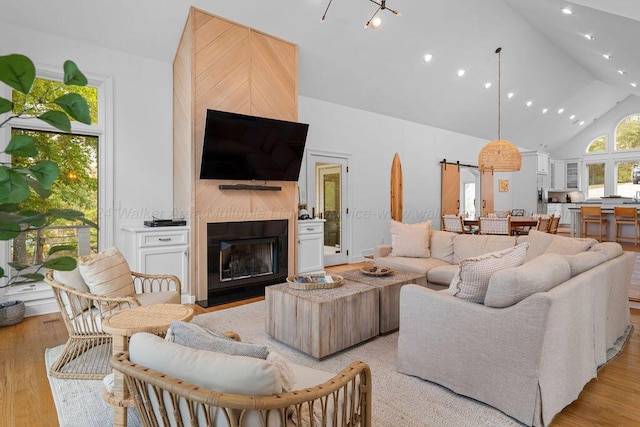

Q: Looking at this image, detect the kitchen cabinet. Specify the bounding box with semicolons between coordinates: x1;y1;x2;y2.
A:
122;226;189;299
561;204;576;225
551;160;566;189
547;203;562;217
566;160;581;189
537;153;549;174
297;219;325;274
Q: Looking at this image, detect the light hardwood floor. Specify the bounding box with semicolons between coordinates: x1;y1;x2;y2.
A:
1;264;639;426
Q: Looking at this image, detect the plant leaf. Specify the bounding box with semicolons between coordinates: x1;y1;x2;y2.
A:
0;222;21;240
20;273;45;282
8;262;30;271
17;210;47;228
0;266;4;279
5;135;37;157
0;96;12;114
54;93;91;125
38;111;71;132
48;244;76;256
0;169;30;204
23;176;52;199
0;203;20;213
63;60;88;86
30;160;59;190
0;54;35;94
43;256;76;271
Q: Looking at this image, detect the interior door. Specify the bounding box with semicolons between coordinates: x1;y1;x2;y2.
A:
308;153;349;266
441;163;461;216
481;171;495;216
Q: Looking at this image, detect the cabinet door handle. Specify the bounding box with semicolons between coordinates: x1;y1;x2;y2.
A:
306;227;315;231
158;238;172;241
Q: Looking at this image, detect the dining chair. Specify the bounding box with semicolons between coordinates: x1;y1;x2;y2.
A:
442;214;467;234
580;206;609;242
479;216;511;235
548;215;560;234
511;209;525;216
536;215;552;233
613;206;639;245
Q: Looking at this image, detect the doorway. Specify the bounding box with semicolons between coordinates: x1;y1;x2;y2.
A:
307;151;350;266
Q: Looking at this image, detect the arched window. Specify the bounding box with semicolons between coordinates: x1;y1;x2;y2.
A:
615;114;640;150
586;135;607;153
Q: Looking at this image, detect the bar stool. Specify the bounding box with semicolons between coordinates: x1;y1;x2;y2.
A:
580;206;609;242
613;206;639;245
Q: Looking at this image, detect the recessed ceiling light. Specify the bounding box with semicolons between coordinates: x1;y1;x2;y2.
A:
618;70;627;75
584;34;596;40
579;121;585;126
603;54;612;60
457;69;465;77
542;108;548;114
526;101;533;107
423;53;433;63
632;82;638;88
484;82;492;89
570;114;576;120
561;7;573;15
558;108;565;114
507;92;514;99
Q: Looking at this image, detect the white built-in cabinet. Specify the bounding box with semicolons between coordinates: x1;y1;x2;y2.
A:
297;219;325;275
549;159;581;190
121;226;189;300
537;153;549;174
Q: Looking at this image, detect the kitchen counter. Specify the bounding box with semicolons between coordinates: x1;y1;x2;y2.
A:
567;204;640;237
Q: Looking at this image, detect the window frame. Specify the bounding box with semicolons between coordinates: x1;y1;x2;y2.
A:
0;63;114;278
614;113;640;152
584;134;608;155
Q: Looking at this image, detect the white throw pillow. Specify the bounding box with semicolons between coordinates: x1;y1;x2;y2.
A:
78;247;135;300
448;242;529;304
389;220;431;258
53;268;92;317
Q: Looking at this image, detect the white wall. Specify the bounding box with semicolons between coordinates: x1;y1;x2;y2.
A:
298;96;488;261
0;23;174;251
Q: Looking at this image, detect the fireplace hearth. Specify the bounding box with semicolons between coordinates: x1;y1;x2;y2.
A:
198;220;288;307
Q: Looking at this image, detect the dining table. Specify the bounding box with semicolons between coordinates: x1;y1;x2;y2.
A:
464;216;539;235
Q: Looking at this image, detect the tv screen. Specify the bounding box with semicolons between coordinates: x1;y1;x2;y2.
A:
200;109;309;181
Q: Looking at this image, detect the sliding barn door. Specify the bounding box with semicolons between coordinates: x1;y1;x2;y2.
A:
441;163;460;217
481;171;494;216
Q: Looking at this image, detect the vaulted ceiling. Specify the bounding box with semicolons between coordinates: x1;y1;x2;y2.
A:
2;0;638;153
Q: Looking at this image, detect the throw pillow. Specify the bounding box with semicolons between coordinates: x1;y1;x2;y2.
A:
563;251;607;277
78;247;135;301
389;220;431;258
448;242;528;304
484;254;571;308
53;268;92;317
169;320;270;359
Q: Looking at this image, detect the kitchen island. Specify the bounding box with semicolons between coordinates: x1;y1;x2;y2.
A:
568;202;640;240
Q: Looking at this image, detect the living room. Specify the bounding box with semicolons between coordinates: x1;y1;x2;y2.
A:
1;0;640;426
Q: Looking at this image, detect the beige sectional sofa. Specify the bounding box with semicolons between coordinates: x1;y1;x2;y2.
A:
374;230;634;426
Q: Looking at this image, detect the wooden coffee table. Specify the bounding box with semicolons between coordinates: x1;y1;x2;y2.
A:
102;303;194;427
339;268;424;334
265;281;379;359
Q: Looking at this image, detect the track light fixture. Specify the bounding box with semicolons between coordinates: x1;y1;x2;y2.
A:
321;0;400;29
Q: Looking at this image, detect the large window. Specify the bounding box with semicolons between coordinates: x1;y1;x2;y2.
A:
615;160;640;198
586;135;606;153
615;114;640;150
3;73;109;269
586;163;605;199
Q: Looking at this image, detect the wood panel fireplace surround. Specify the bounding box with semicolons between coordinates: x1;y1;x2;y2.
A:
197;220;288;307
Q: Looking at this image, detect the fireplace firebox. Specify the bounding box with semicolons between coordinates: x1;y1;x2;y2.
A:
198;220;288;307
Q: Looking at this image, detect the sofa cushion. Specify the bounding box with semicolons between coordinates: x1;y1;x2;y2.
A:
563;252;608;278
375;256;449;275
78;247;135;301
484;254;571;308
525;230;596;262
129;332;283;395
390;220;431;258
168;320;270;359
452;234;517;265
447;242;528;304
589;242;624;260
430;230;457;263
427;264;459;286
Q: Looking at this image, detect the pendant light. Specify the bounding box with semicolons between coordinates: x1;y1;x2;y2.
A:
478;47;522;172
321;0;400;29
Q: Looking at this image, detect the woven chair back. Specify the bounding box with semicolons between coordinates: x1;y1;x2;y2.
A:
479;216;511;235
442;215;465;233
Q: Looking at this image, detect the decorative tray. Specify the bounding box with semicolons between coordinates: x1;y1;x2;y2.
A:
287;274;344;290
360;265;394;277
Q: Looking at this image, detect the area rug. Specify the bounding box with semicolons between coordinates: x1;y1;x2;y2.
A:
46;300;528;427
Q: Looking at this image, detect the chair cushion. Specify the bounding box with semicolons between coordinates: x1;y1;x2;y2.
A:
167;321;269;359
79;247;135;300
134;290;180;306
448;242;528;304
484;254;571;308
389;220;431;258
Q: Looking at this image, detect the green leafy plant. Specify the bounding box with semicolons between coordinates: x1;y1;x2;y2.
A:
0;54;96;285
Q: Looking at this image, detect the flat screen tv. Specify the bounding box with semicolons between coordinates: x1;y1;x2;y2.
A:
200;109;309;181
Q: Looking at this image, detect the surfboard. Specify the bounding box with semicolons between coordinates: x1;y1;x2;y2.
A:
391;153;403;222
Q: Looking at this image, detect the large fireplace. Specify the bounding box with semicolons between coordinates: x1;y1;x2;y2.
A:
198;219;288;307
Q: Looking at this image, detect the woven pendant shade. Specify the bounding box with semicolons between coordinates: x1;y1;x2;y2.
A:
478;140;522;172
478;47;521;173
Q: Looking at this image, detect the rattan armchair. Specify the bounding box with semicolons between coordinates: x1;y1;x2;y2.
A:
111;351;372;427
45;270;181;379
